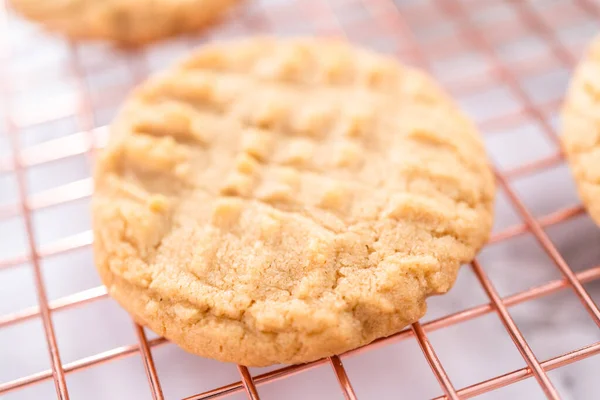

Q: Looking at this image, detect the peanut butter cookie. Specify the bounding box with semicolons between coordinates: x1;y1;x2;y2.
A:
9;0;238;45
93;37;496;366
562;35;600;225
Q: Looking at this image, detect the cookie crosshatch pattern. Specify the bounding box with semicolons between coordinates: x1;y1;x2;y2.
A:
0;0;600;400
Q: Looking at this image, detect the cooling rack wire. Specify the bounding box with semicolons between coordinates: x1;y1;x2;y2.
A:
0;0;600;399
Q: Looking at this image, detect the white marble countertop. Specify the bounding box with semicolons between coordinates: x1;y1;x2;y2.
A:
1;0;599;399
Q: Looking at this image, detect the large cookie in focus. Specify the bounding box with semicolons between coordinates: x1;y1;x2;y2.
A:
92;37;495;366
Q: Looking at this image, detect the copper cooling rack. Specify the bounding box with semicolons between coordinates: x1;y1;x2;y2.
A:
1;0;600;399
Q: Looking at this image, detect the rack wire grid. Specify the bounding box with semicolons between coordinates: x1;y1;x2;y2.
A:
1;0;600;399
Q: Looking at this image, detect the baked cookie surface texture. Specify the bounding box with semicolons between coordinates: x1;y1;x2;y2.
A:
562;35;600;225
9;0;237;44
93;37;496;366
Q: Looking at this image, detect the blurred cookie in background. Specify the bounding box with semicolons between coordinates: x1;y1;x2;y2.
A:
8;0;240;45
562;34;600;225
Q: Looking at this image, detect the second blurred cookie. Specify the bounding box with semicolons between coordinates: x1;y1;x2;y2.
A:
562;35;600;225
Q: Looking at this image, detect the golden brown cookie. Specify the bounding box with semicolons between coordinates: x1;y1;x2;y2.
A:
9;0;238;45
92;37;496;366
562;35;600;225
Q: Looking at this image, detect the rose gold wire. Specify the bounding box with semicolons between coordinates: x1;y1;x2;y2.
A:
440;0;560;143
479;99;561;133
502;152;563;180
3;18;162;399
496;170;600;326
237;366;261;400
0;134;90;173
0;230;93;270
411;322;459;400
0;126;107;174
185;342;600;400
510;0;577;66
66;42;98;162
431;341;600;400
183;361;331;400
470;260;559;399
0;178;93;219
0;285;108;329
488;204;585;244
0;2;70;399
514;0;600;71
328;355;358;400
0;147;70;399
0;337;169;396
3;263;600;397
364;0;563;103
134;324;165;400
443;0;600;326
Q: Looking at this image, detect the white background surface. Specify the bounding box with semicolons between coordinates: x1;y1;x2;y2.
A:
1;0;600;399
